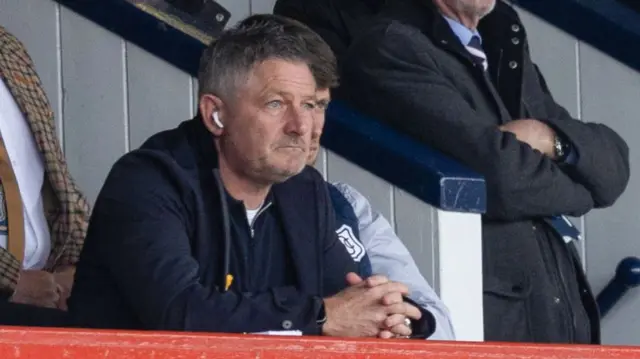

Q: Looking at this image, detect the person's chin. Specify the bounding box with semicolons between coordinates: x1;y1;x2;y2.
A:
288;160;307;175
268;161;306;183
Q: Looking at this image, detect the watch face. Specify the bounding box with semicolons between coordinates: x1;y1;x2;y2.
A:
554;136;568;160
126;0;231;43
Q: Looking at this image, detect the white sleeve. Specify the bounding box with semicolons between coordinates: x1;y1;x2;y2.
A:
332;182;456;341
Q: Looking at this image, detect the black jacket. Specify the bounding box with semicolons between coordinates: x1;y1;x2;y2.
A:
333;0;629;343
68;118;358;334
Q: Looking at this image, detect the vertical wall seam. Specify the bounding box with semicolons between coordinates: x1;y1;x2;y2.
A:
55;3;65;151
576;40;588;271
189;77;195;118
390;186;396;231
323;150;330;181
431;207;439;292
123;42;130;152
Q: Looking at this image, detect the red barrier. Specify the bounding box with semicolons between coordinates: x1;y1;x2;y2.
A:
1;326;639;359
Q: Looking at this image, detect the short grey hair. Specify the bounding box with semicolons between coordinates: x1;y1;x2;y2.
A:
197;14;338;101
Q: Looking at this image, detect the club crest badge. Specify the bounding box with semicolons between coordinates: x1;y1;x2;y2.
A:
336;224;365;262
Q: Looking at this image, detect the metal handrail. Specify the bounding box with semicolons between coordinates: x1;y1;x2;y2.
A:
596;256;640;317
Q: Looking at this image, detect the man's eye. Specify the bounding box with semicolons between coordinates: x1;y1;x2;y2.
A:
303;102;316;110
266;100;283;109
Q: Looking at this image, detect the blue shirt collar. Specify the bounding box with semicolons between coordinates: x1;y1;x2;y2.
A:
442;15;482;46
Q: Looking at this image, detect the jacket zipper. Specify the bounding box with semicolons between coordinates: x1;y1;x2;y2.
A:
245;202;272;289
248;202;272;238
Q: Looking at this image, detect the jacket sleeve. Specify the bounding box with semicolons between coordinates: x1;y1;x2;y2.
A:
532;65;630;208
319;182;360;297
54;186;91;268
89;153;323;334
341;23;595;221
333;182;452;340
0;248;20;297
326;182;373;279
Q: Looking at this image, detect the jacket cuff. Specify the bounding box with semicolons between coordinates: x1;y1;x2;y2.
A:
539;119;579;163
542;117;590;164
404;296;436;339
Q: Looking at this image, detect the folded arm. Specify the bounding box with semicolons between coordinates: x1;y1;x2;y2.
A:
342;23;596;221
532;65;630;207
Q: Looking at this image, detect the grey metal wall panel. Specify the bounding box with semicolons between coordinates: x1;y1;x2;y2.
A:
517;8;580;118
326;151;394;222
579;42;640;345
60;7;127;203
0;0;64;140
313;148;328;179
126;42;193;149
192;77;199;118
394;188;437;287
251;0;276;14
216;0;250;27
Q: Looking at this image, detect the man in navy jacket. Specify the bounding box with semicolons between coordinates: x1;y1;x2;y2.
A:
68;15;434;338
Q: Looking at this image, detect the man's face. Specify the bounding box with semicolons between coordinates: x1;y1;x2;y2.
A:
444;0;496;19
307;89;331;166
219;59;317;184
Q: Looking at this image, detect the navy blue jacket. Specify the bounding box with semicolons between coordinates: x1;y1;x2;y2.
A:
68;118;358;334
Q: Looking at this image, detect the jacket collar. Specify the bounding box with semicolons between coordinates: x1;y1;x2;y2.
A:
442;15;481;46
179;115;220;170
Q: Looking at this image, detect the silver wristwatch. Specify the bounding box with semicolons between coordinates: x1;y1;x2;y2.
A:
553;135;568;161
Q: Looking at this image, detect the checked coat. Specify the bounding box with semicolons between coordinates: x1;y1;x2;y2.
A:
0;25;90;294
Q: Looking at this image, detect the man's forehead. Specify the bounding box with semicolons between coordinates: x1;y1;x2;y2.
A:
249;59;315;95
255;79;317;99
316;89;331;101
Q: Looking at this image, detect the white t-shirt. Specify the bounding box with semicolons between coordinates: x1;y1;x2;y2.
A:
246;208;260;226
0;79;51;269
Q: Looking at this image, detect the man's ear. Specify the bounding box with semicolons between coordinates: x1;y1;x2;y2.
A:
199;93;225;136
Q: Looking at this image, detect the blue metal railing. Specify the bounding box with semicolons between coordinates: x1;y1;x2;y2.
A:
596;257;640;317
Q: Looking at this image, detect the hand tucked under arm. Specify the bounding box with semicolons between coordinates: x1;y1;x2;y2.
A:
499;119;557;159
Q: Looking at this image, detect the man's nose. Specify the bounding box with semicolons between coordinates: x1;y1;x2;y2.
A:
284;107;311;136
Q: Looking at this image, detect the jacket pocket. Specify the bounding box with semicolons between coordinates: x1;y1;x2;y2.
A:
483;274;533;341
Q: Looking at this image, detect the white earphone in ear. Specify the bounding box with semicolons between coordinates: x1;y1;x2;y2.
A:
212;111;224;129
